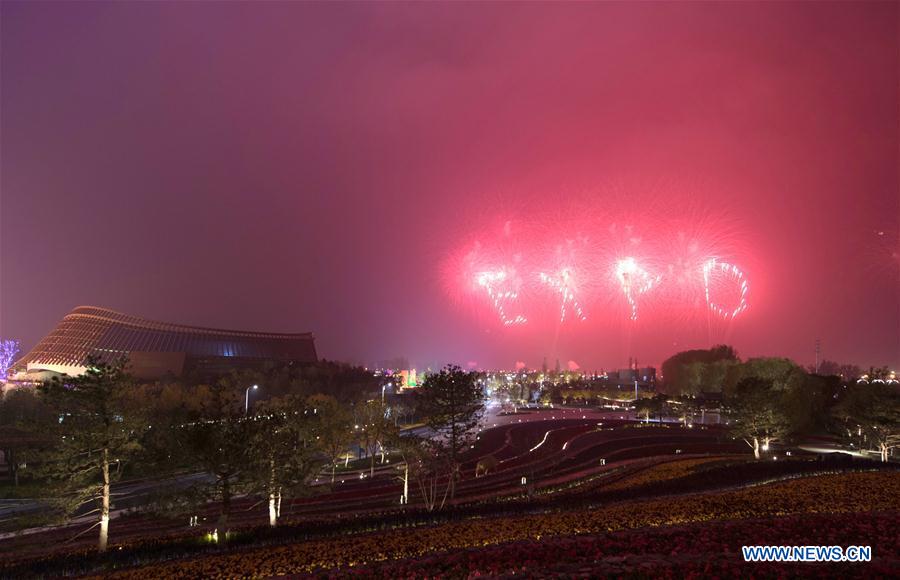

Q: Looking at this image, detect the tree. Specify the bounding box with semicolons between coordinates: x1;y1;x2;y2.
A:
660;345;739;396
725;377;789;459
634;395;664;423
781;373;834;435
725;357;823;437
808;359;862;381
417;365;484;500
307;394;353;482
282;361;381;403
674;395;702;426
172;379;252;532
38;358;143;552
680;362;705;397
357;399;397;476
0;339;20;380
0;388;55;486
244;396;322;526
391;400;416;426
725;357;806;396
396;435;451;511
835;382;900;462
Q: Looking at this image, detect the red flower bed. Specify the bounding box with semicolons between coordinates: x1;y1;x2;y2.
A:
336;511;899;578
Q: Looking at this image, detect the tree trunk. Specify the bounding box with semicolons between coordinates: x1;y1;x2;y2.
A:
402;463;408;505
268;460;277;527
449;424;458;500
418;475;436;512
268;492;277;527
8;449;18;487
880;442;888;463
448;462;457;501
331;462;336;483
218;476;231;531
99;448;110;552
753;437;760;460
276;488;282;518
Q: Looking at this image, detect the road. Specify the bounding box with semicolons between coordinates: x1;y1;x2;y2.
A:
0;472;211;537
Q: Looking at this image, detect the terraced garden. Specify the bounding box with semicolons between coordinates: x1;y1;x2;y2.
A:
1;413;895;578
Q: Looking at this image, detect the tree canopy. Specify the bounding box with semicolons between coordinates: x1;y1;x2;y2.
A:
660;345;739;395
417;365;484;500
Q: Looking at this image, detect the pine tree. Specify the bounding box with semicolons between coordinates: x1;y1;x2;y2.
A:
39;357;144;552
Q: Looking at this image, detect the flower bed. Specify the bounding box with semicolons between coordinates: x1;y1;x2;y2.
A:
2;458;892;577
342;510;899;578
601;456;733;491
105;471;900;578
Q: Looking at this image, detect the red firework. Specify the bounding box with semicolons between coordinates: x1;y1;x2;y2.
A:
442;201;753;330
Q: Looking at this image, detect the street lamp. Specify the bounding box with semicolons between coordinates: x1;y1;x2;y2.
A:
245;384;258;414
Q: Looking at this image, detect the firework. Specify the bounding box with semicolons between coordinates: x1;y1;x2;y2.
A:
702;258;749;319
475;268;527;326
614;257;660;321
442;205;753;330
538;268;587;323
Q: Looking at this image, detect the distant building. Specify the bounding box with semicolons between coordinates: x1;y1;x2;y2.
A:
609;366;657;389
10;306;317;382
397;369;418;389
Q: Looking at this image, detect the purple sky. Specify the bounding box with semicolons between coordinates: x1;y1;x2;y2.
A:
2;2;898;371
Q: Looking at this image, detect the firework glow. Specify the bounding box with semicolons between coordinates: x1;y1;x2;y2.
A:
614;258;660;322
445;212;753;330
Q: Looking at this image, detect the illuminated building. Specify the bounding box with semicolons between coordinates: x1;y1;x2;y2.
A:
397;369;418;389
10;306;317;382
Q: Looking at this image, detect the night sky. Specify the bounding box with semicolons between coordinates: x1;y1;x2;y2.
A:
2;2;898;371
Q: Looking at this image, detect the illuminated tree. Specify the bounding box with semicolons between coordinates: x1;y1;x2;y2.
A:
835;382;900;462
39;357;143;552
357;398;397;476
725;377;789;459
0;339;19;380
171;380;251;533
395;435;451;511
244;396;322;527
725;357;827;436
418;365;484;500
634;393;666;423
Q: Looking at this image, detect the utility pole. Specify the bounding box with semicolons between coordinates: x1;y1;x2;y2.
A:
815;338;821;374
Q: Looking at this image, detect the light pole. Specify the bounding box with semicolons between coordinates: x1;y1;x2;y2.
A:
245;384;258;414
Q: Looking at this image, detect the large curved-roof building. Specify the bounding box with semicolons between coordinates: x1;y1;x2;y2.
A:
11;306;317;381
